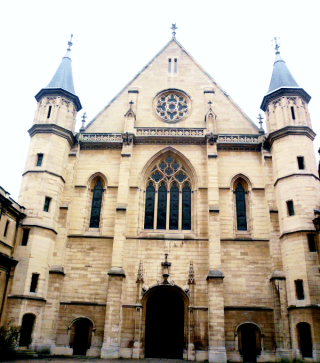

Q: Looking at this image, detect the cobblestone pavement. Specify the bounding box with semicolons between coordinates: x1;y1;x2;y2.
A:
2;359;194;363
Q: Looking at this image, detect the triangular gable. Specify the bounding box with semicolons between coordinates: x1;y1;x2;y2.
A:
85;38;259;133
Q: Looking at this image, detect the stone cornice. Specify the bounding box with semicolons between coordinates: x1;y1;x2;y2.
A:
35;88;82;112
224;306;273;311
274;173;319;186
266;126;316;148
22;170;66;183
22;224;58;235
28;124;75;147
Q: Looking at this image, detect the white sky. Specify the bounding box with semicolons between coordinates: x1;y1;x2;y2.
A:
0;0;319;201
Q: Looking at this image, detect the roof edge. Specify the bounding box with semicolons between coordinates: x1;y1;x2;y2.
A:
35;88;82;112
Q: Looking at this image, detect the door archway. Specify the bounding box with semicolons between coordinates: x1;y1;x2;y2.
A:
144;286;185;358
70;318;93;356
238;323;261;363
297;322;313;358
19;314;35;347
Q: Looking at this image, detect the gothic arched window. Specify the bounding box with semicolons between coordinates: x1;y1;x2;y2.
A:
90;180;103;228
144;156;191;231
235;182;247;231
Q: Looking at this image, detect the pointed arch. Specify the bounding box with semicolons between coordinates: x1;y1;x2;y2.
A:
139;147;197;232
87;172;108;189
139;147;198;188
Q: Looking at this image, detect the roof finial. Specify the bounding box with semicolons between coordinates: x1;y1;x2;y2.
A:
171;24;178;38
80;111;87;132
272;36;280;54
67;34;73;51
257;113;264;134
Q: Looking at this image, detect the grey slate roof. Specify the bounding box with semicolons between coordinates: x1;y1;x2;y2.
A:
267;51;299;94
45;49;76;94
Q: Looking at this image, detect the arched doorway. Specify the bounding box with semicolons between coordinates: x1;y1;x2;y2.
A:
238;323;261;363
70;318;93;356
19;314;35;347
297;322;313;358
145;287;185;358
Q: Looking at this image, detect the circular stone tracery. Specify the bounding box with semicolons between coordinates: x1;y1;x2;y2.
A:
155;91;189;122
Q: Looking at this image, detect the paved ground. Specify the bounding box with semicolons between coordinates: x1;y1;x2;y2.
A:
2;359;193;363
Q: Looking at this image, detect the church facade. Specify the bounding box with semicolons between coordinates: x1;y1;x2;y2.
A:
1;32;320;362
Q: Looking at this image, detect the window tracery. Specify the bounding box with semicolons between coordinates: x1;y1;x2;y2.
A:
154;90;190;123
144;156;191;230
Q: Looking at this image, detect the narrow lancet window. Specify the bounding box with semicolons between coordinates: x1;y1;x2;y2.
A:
22;229;30;246
30;273;39;293
235;182;247;231
182;182;191;230
47;105;52;119
287;200;294;216
168;59;172;73
291;106;296;120
297;156;304;170
89;180;103;228
43;197;51;212
295;279;304;300
157;182;167;230
144;182;155;229
174;58;177;73
37;153;43;167
169;182;179;230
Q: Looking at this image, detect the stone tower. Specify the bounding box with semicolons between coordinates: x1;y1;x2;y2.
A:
7;36;81;353
261;41;320;359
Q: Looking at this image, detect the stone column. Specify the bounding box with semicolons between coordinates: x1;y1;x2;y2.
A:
101;131;133;358
206;140;227;363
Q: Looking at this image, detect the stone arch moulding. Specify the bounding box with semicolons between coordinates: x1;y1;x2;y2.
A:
230;173;253;191
234;321;264;337
141;283;190;306
234;321;264;352
67;316;96;332
87;172;108;190
139;146;198;189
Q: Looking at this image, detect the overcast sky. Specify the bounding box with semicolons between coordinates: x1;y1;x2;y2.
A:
1;0;319;201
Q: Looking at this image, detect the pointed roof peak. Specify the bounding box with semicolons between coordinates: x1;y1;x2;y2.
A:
260;39;310;111
35;35;81;111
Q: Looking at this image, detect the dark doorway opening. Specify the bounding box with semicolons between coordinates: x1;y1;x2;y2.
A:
297;322;313;358
19;314;35;347
145;287;184;358
239;323;261;363
71;319;93;356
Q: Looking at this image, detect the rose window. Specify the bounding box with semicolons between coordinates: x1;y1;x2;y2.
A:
156;92;189;122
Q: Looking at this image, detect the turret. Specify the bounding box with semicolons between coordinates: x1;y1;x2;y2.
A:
6;37;82;353
261;39;320;359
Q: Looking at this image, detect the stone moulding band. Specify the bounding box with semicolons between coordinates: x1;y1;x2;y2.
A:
79;130;263;149
7;294;46;303
22;170;66;183
274;173;319;187
60;301;106;306
28;124;75;147
224;306;273;311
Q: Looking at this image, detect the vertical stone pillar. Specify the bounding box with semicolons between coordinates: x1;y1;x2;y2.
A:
206;140;227;363
101;126;133;358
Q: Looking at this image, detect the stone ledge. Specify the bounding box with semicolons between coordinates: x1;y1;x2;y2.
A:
49;265;65;276
207;269;224;279
7;294;46;303
108;267;126;277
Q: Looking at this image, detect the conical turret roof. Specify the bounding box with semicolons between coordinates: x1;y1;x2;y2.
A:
261;48;310;111
35;39;82;111
46;49;76;94
267;51;299;93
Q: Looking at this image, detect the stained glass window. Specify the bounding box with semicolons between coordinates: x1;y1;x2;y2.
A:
235;182;247;231
144;182;155;229
144;155;191;231
156;93;189;122
157;183;167;230
182;182;191;230
89;180;103;228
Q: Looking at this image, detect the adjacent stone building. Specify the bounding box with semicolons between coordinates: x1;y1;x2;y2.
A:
1;32;320;362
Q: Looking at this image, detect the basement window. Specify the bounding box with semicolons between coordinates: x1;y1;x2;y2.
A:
43;197;51;212
30;273;39;293
174;58;177;73
36;153;43;167
47;105;52;119
287;200;294;216
308;234;317;252
297;156;304;170
291;106;296;120
3;220;9;237
22;229;30;246
295;279;305;300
